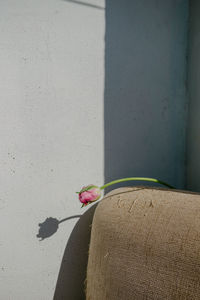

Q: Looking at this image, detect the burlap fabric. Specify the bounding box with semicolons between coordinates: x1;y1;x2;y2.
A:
86;187;200;300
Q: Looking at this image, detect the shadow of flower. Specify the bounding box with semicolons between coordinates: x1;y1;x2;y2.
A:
37;215;81;240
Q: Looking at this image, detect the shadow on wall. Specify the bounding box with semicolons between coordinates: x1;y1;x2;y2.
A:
61;0;105;10
53;204;97;300
36;215;81;240
104;0;188;191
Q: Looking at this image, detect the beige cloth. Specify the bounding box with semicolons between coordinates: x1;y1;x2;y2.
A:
86;187;200;300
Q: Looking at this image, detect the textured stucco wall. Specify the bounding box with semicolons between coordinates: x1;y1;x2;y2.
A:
0;0;105;299
186;0;200;191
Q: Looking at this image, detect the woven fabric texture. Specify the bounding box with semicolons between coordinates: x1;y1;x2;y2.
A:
86;187;200;300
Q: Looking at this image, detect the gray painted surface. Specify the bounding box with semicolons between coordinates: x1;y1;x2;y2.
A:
104;0;188;190
186;0;200;191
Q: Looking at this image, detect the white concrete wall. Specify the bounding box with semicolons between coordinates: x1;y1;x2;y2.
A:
0;0;105;299
186;0;200;191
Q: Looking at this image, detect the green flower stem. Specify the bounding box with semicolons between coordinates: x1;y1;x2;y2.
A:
100;177;174;190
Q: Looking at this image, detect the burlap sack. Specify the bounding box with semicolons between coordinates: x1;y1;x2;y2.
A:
86;187;200;300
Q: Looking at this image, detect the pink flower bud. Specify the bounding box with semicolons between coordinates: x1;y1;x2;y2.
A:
78;185;101;207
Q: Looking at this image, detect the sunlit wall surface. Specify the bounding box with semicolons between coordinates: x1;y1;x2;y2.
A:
0;0;105;299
